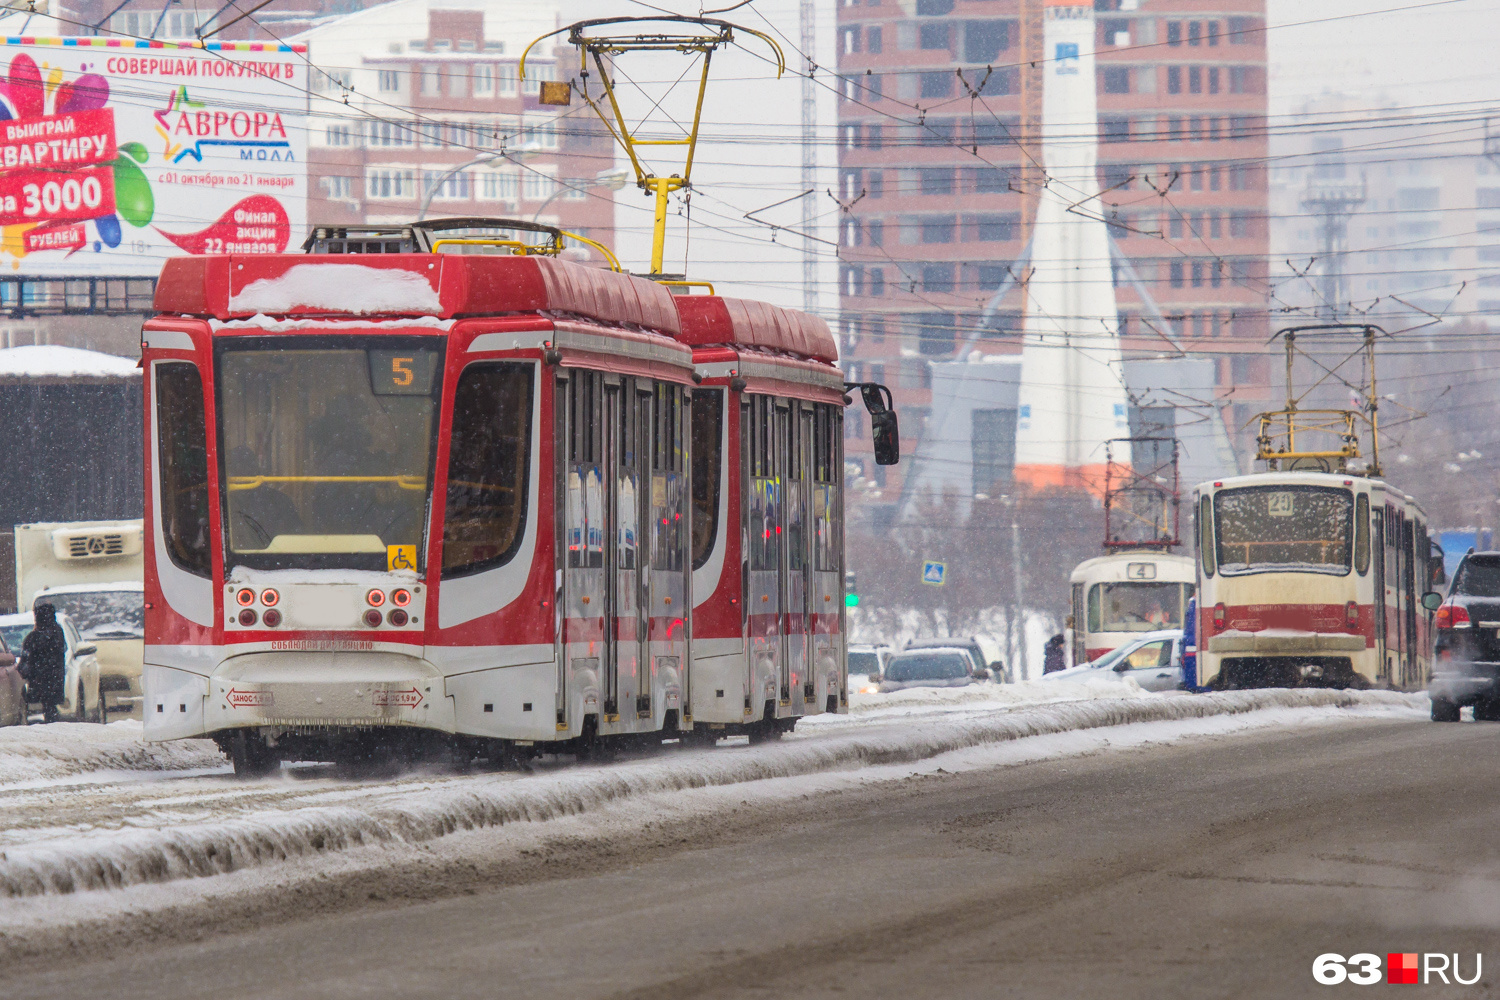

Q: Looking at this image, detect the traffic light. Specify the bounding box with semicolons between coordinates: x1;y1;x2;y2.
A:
845;570;859;608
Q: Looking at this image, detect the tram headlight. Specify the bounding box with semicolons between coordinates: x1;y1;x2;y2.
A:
262;608;282;627
235;588;255;607
387;609;408;627
363;609;384;627
260;589;280;607
366;589;386;607
392;588;412;608
238;608;258;627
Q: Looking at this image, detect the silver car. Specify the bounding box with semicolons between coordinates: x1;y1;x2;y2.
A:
1042;629;1184;692
879;647;986;692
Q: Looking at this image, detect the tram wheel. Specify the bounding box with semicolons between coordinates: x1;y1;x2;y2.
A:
1431;699;1461;723
229;732;279;778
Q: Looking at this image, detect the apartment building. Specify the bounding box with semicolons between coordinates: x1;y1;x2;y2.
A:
835;0;1270;511
301;2;617;257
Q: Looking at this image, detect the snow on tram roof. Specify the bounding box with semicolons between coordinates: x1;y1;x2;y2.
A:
153;254;682;337
672;294;838;364
0;345;139;380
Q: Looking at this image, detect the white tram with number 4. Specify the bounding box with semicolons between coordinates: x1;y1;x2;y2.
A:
1069;553;1195;665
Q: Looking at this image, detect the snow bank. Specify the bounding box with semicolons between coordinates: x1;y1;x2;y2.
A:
0;689;1422;898
844;675;1149;716
228;264;440;315
0;345;138;379
0;722;223;784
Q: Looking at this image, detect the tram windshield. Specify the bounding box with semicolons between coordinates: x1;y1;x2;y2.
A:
1086;582;1191;633
1214;485;1352;576
217;339;441;571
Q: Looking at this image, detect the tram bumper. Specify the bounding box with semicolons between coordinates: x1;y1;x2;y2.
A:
206;650;454;733
1207;629;1368;655
1429;660;1500;706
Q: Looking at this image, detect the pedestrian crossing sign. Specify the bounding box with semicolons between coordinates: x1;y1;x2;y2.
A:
921;561;946;586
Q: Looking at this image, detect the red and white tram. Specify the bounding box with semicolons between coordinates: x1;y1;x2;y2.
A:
1192;471;1435;690
141;238;894;773
1069;552;1195;664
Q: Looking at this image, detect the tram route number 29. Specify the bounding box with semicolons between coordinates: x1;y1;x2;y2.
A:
368;349;437;396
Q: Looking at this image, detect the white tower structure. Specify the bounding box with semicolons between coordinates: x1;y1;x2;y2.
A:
1013;0;1131;491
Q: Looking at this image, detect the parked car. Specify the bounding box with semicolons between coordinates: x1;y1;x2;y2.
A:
29;583;143;720
0;632;22;726
7;609;104;723
1041;629;1185;692
1426;550;1500;721
848;643;894;681
905;636;1006;681
879;647;988;692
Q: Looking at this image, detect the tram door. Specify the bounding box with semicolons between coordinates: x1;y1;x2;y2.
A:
616;380;648;717
1371;507;1388;683
648;382;690;719
784;403;812;706
560;371;607;728
1402;518;1418;686
745;395;782;714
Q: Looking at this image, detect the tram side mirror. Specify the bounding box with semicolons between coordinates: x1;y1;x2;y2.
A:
852;383;900;466
1421;591;1444;612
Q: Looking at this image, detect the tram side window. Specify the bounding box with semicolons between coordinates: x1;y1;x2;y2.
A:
1198;494;1215;576
156;362;212;578
748;395;778;573
1354;494;1370;575
442;362;533;578
651;382;685;572
691;388;723;571
814;403;842;572
568;372;604;571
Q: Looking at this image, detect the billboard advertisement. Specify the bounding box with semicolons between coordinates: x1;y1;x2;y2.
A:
0;38;306;276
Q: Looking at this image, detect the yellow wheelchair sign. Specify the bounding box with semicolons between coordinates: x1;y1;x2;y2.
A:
387;545;417;571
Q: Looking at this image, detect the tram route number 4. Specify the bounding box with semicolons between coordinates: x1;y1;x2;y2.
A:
922;561;946;586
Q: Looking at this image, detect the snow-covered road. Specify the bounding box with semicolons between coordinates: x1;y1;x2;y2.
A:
0;680;1423;906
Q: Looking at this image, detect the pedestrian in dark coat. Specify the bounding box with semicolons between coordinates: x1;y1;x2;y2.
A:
1042;633;1067;674
20;603;67;723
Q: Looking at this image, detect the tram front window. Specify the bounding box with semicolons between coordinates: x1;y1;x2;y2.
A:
1214;485;1352;576
1086;582;1190;633
218;339;441;570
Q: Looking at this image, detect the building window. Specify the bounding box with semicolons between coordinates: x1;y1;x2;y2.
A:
916;311;955;355
867;26;883;53
921;216;955;243
482;171;519;200
1166;21;1181;46
1188;66;1202;94
522;171;556;200
449;67;469;98
366;168;418;199
972;167;1010;194
523;62;554;95
1101;116;1130;143
920;264;954;293
1169;261;1184;287
420;121;445;147
1101;67;1130;94
920;71;952;99
870;268;885;296
972;409;1016;494
1167;66;1182;94
842;265;865;297
1207;21;1220;46
976;215;1015;242
868;171;884;198
842;26;861;53
423;170;473;200
320;175;354;200
422;65;442;96
864;123;883;149
1190;262;1203;287
1187;21;1201;45
472;64;494;95
1227;16;1253;43
916;0;953;14
324;123;353;146
311;68;354;94
378;69;403;93
921;20;952;48
368;120;415;147
868;219;884;246
498;64;518;95
964;19;1008;61
920;168;954;195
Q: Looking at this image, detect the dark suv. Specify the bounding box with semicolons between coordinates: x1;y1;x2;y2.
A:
1427;551;1500;721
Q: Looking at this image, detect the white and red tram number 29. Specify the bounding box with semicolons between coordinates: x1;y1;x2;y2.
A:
141;253;898;771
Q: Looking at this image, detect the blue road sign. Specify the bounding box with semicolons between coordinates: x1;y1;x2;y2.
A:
921;561;946;586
